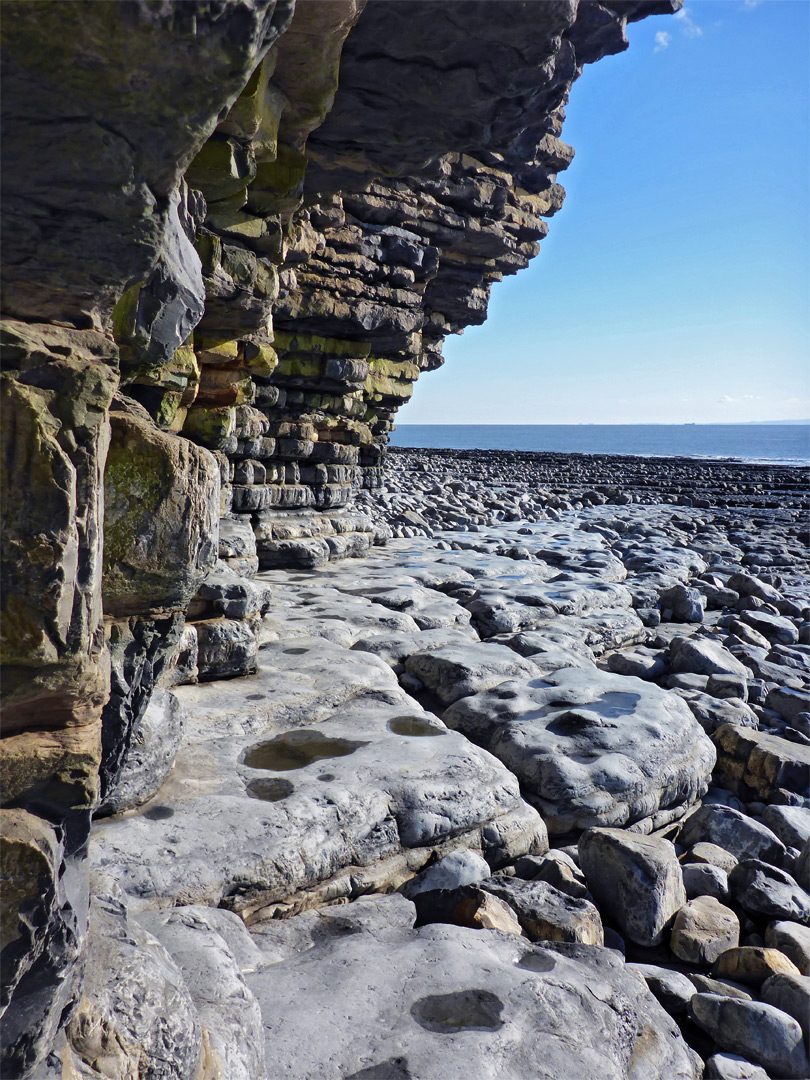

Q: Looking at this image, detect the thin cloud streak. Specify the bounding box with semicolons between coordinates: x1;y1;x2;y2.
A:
675;7;704;38
654;30;671;52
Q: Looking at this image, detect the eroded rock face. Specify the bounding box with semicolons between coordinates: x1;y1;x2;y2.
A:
168;0;679;551
1;323;117;749
103;401;220;618
0;0;294;327
65;881;203;1080
0;810;87;1077
0;1;685;1073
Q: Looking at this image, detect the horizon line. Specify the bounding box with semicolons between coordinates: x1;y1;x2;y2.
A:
394;420;810;427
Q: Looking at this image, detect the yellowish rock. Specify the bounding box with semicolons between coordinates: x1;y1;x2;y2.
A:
670;896;740;964
713;946;802;987
452;890;526;937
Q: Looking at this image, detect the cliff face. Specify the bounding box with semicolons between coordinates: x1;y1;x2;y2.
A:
0;2;678;1074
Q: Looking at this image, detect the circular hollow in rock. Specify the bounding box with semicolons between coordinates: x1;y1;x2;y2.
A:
388;716;447;737
410;989;505;1033
245;777;295;802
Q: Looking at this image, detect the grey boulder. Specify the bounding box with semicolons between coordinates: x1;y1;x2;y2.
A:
578;828;686;947
689;993;809;1079
704;1053;768;1080
760;973;810;1050
677;804;786;866
728;859;810;925
765;921;810;975
91;693;545;914
401;849;491;898
626;963;697;1016
762;804;810;851
682;862;730;901
444;666;715;835
482;874;604;945
670;636;750;679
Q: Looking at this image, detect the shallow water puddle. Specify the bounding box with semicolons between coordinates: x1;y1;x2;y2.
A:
410;989;504;1033
243;730;368;772
592;691;640;718
387;716;447;737
245;777;295;802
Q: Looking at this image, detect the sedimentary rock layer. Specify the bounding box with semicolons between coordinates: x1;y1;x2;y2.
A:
1;2;689;1075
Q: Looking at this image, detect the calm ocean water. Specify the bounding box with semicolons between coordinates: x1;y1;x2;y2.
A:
389;424;810;465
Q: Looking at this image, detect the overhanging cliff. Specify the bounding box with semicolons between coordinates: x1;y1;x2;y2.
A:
0;2;680;1074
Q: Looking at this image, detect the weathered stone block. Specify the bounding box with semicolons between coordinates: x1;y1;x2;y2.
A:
103;403;219;617
1;810;86;1079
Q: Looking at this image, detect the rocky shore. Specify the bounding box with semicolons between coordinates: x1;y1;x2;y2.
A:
3;3;808;1077
41;448;809;1079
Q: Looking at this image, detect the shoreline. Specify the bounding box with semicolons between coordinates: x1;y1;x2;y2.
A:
390;443;810;469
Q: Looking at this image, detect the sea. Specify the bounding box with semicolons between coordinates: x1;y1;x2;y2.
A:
389;424;810;466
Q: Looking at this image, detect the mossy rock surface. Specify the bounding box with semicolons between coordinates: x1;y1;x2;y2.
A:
273;331;371;358
103;405;219;617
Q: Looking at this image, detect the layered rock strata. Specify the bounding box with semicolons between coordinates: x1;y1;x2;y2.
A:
0;1;688;1075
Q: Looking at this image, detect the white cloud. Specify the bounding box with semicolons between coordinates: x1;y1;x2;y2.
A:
742;0;762;8
675;7;704;38
654;30;671;52
719;394;759;404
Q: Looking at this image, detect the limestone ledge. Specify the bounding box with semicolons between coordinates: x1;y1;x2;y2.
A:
0;2;687;1076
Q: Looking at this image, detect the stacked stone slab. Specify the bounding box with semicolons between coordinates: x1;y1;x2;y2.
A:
0;2;682;1075
112;0;667;574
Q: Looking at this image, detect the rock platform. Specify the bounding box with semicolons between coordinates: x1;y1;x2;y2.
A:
47;449;809;1079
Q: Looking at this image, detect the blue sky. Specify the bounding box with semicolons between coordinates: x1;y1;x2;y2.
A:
400;0;810;425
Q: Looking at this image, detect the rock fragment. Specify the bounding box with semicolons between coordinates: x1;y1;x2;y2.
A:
671;897;740;964
578;828;686;947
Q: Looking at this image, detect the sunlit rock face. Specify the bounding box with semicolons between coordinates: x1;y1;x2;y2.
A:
0;2;678;1074
178;0;677;566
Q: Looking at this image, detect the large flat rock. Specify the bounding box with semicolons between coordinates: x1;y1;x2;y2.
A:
466;577;635;637
444;666;716;835
245;895;699;1080
91;644;545;914
174;637;407;739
